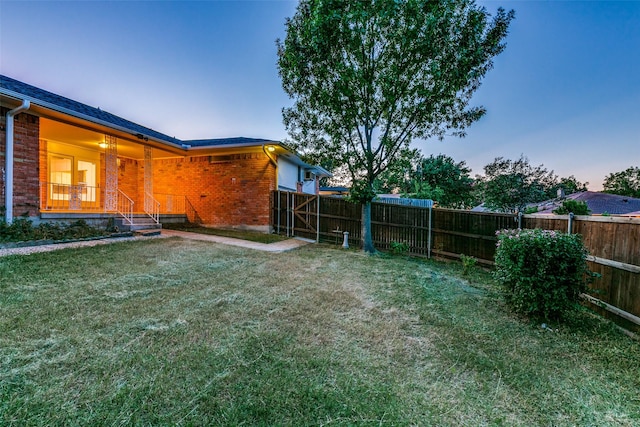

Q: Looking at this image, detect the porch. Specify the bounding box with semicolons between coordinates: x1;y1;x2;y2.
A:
38;184;198;228
37;117;196;228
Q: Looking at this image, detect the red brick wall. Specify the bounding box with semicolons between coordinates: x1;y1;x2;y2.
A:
153;152;276;228
118;157;141;208
0;108;40;218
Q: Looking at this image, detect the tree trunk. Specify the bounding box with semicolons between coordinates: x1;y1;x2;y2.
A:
361;201;376;253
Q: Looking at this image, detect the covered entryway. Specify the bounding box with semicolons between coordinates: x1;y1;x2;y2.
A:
38;118;186;228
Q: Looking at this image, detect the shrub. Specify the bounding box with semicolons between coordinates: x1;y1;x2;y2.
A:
460;254;477;276
494;228;590;320
0;218;106;243
389;241;410;255
552;199;590;215
0;217;34;241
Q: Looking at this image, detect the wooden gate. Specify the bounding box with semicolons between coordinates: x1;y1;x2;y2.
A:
272;191;319;240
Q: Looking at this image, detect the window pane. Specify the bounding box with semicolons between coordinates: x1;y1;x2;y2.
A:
50;156;72;200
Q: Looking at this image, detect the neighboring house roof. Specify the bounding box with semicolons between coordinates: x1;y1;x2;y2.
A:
470;203;490;212
536;191;640;215
320;186;350;194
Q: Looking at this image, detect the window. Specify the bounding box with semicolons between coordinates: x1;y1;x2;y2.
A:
49;155;73;200
48;154;98;203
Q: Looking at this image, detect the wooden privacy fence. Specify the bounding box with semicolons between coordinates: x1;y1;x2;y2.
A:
271;191;640;332
523;214;640;333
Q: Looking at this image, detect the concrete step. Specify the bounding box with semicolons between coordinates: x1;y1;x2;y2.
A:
115;215;162;232
134;229;162;237
129;223;162;231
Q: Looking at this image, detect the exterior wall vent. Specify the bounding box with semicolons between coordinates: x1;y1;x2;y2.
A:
209;155;232;163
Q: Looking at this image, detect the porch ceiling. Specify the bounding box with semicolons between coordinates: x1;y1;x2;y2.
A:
40;118;180;160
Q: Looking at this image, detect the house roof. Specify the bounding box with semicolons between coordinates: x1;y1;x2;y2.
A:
1;74;182;147
536;191;640;215
184;137;277;148
1;74;330;175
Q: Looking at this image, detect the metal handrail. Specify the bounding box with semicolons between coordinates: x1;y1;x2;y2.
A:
117;189;134;225
184;196;202;224
153;193;186;214
144;192;160;224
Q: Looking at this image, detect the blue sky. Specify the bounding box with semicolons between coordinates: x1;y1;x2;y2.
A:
1;0;638;190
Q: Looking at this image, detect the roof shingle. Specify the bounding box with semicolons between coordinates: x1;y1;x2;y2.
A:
1;74;182;146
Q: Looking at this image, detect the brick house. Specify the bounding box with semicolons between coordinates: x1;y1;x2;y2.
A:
1;75;329;231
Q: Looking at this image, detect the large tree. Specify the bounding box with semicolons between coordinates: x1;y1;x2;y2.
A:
277;0;514;252
477;156;557;213
603;166;640;198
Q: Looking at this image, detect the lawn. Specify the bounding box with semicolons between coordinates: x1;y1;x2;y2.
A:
162;223;289;244
1;238;638;426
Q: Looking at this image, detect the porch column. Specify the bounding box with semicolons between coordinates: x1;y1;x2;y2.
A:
104;135;118;212
144;146;153;212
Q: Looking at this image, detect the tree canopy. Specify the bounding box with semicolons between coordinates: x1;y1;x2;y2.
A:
603;166;640;198
477;156;557;213
277;0;514;252
552;200;590;216
378;153;475;208
553;175;588;197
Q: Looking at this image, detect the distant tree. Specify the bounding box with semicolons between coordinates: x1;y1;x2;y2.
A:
385;154;473;208
375;148;423;194
404;180;446;202
478;156;557;213
376;152;474;208
603;166;640;198
550;175;588;198
553;200;590;215
277;0;514;253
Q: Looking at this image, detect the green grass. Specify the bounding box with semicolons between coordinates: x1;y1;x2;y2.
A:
162;222;289;244
1;239;638;426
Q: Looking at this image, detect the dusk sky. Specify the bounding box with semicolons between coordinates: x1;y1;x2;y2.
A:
1;0;638;190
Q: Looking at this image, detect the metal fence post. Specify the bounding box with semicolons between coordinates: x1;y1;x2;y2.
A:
568;212;574;234
518;211;523;229
428;204;432;259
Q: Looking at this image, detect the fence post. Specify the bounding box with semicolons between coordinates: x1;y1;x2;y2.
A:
316;195;320;243
277;191;281;235
428;204;432;259
291;193;295;237
286;192;290;237
518;211;523;229
568;212;574;234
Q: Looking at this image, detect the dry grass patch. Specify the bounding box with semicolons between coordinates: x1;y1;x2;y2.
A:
1;238;639;426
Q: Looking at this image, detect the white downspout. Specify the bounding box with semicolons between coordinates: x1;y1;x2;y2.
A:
5;100;31;224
